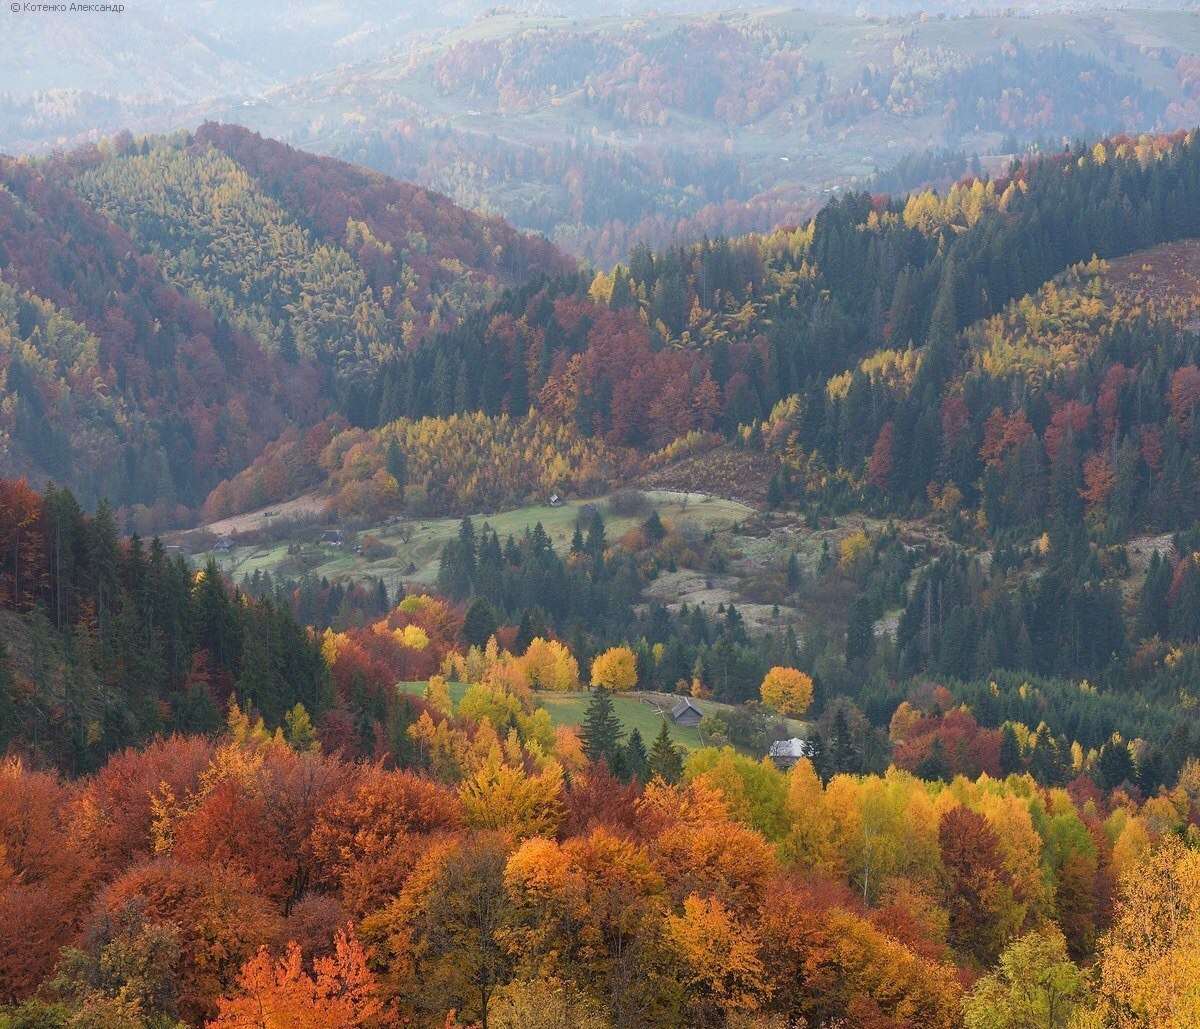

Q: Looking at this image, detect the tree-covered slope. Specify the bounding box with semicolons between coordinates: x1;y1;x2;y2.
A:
10;133;1200;1029
314;132;1200;519
199;129;1200;639
0;125;569;517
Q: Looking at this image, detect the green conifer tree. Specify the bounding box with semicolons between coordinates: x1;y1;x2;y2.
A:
999;724;1024;777
624;727;650;783
581;687;624;769
648;719;684;785
462;598;498;649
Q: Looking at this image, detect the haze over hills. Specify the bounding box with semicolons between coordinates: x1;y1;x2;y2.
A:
293;7;1200;259
7;4;1200;261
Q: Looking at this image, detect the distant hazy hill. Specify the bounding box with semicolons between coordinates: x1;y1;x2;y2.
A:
1;0;815;151
6;6;1200;258
232;7;1200;262
0;125;567;515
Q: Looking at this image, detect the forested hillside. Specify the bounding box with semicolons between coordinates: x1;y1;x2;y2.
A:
198;129;1200;805
0;125;566;516
266;131;1200;530
12;127;1200;1027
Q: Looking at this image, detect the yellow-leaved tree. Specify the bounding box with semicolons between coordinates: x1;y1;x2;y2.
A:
590;646;638;691
760;667;814;719
1092;836;1200;1027
520;637;580;691
459;759;566;840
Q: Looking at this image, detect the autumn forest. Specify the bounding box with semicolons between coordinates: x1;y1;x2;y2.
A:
8;14;1200;1024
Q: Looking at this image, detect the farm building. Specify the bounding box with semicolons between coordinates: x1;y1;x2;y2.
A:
319;530;344;547
670;697;704;727
768;737;812;769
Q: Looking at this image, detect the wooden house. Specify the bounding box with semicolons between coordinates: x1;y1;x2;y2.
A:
670;697;704;727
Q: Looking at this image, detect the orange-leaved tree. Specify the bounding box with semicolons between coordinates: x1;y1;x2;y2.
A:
665;893;768;1017
0;757;94;1001
208;925;382;1028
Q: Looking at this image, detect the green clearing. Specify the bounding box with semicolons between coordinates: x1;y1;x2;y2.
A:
198;490;754;593
397;681;708;749
535;690;709;751
397;681;806;754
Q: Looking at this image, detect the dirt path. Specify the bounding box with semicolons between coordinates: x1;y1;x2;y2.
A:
205;491;329;535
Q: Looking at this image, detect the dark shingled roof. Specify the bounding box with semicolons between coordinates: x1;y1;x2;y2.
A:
670;697;704;721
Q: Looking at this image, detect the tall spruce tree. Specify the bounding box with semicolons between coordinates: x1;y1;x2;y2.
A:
1000;724;1025;776
827;707;860;775
581;687;624;770
585;510;607;556
624;727;650;783
462;598;498;649
648;719;684;784
385;439;407;496
1137;550;1172;641
1095;738;1136;791
845;596;876;666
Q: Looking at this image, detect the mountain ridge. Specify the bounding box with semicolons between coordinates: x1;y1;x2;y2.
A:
0;124;570;517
